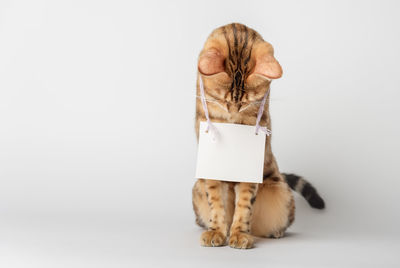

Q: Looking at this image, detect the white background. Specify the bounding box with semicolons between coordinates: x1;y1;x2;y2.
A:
1;0;399;267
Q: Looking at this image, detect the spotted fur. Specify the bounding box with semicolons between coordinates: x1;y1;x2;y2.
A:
192;23;325;249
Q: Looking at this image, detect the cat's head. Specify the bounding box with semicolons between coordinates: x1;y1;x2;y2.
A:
198;23;282;104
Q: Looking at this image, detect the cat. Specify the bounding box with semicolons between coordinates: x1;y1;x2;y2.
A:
192;23;325;249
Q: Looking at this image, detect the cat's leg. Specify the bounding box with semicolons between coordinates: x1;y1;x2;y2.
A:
228;182;259;249
193;179;235;235
250;176;295;238
192;179;210;229
193;179;232;247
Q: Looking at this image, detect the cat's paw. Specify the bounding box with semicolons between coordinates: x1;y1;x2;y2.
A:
200;230;226;247
270;229;285;239
229;232;254;249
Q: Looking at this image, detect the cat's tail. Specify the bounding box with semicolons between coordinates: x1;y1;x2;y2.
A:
282;173;325;209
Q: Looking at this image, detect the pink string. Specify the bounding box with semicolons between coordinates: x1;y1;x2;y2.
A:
199;76;218;141
254;88;272;136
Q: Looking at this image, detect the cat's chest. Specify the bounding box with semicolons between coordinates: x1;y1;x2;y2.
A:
205;101;257;125
226;112;244;124
221;110;256;125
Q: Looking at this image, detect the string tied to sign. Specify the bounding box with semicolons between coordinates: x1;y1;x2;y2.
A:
199;76;272;141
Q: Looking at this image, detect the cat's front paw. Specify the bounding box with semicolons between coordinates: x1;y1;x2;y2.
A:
270;229;285;239
229;232;254;249
200;230;226;247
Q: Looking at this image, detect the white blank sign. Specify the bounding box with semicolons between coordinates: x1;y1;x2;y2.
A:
195;122;266;183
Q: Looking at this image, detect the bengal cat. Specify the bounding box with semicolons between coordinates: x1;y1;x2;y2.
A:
192;23;325;249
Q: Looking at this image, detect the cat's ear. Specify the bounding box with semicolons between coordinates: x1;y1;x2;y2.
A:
198;48;226;75
251;42;282;80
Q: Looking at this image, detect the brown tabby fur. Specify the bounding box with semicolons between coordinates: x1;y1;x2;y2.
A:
192;23;295;249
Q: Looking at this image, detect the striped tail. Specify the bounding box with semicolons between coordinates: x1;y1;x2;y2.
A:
283;173;325;209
